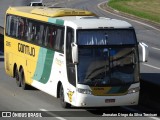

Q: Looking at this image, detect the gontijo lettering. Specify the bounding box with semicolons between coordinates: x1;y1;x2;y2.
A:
18;43;35;57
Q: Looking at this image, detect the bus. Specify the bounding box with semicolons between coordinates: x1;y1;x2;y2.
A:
4;6;148;108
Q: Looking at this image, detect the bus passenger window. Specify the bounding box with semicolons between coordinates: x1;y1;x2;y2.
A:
31;24;37;42
66;27;74;63
15;17;19;38
24;19;29;41
10;17;14;36
6;15;12;36
59;28;64;52
54;28;64;52
44;26;49;47
48;27;54;48
34;23;40;44
38;25;44;45
18;18;24;39
6;15;24;39
27;22;33;41
10;16;18;37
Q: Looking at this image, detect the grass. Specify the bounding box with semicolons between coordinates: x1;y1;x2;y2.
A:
108;0;160;23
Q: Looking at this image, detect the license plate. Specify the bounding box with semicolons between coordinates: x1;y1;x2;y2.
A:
105;99;115;103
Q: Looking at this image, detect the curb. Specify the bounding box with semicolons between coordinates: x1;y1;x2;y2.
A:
99;1;160;31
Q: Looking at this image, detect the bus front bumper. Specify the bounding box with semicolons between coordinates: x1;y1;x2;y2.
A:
74;92;139;107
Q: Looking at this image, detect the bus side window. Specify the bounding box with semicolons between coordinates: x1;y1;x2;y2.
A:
48;27;54;48
10;17;14;36
27;21;32;41
34;23;40;44
44;26;49;47
38;24;44;45
6;15;25;40
54;28;59;50
31;22;37;43
59;28;64;52
18;18;24;39
24;19;29;41
15;17;20;38
27;20;38;43
54;28;64;52
11;16;17;37
66;27;76;86
66;27;74;63
6;15;12;36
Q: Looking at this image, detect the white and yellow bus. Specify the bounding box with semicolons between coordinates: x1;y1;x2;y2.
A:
4;6;148;108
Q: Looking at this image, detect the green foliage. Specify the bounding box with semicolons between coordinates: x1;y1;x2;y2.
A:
108;0;160;23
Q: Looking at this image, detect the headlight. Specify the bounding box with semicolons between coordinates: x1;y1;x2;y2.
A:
128;87;140;94
77;88;92;95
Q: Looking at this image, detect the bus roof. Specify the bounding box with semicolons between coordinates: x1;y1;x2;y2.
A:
7;6;96;17
59;16;132;29
7;6;132;29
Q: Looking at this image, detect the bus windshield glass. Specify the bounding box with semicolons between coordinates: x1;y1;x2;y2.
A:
77;47;138;86
77;29;139;86
77;29;136;45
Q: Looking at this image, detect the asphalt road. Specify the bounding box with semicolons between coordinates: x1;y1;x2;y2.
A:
0;57;159;119
0;0;160;120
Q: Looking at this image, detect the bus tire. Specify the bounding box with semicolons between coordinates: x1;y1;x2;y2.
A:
19;68;29;90
15;67;21;87
59;85;71;108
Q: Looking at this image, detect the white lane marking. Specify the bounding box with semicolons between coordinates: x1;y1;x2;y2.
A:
51;0;74;7
142;63;160;70
51;2;61;7
150;117;160;120
151;47;160;51
97;1;160;32
40;109;67;120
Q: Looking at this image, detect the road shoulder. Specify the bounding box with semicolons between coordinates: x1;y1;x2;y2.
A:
99;1;160;30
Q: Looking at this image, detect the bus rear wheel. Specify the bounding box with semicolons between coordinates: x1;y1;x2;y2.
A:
59;85;71;108
15;67;21;87
19;68;29;90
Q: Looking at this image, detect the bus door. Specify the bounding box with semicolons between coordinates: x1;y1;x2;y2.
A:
66;27;76;87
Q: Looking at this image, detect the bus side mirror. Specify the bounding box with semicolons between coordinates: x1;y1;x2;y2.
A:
71;43;78;64
139;42;149;62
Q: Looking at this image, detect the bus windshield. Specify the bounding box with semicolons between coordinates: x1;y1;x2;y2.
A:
77;47;138;86
77;29;136;45
77;29;139;86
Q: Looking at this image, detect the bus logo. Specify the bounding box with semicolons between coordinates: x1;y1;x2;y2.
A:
18;43;35;57
67;91;74;102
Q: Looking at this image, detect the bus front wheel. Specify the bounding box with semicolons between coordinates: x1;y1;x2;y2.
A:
59;85;71;108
